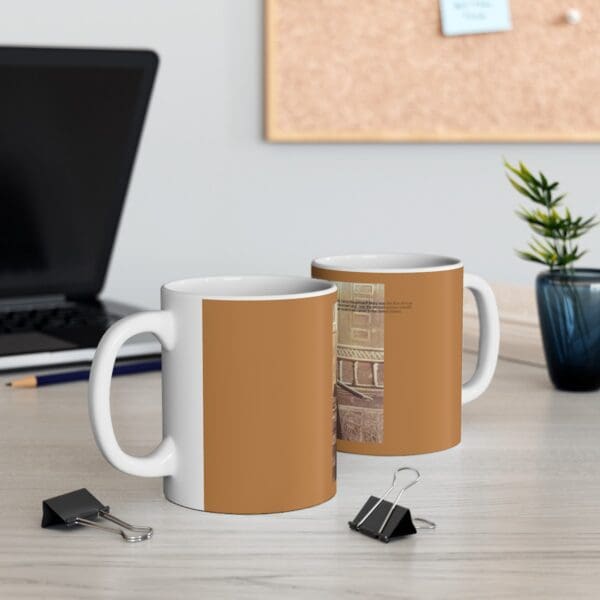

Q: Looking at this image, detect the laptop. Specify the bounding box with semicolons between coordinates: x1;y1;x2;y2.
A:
0;47;161;371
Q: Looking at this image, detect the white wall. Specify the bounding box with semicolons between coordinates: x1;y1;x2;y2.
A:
4;0;600;308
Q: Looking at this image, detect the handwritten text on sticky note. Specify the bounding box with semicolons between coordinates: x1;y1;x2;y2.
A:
439;0;512;36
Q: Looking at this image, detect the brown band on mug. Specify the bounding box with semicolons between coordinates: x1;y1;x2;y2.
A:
202;293;337;513
312;266;463;456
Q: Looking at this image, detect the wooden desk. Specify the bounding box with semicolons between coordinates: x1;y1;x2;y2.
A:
1;357;599;599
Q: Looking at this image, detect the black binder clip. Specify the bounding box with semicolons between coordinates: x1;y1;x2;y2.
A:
42;488;153;542
349;467;436;543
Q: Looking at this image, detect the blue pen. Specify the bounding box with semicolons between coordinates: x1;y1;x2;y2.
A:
6;359;161;388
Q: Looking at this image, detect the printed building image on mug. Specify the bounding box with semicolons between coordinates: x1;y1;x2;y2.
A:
335;281;385;444
331;301;338;480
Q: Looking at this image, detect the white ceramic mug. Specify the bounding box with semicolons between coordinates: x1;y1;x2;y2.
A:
88;276;338;513
312;253;500;455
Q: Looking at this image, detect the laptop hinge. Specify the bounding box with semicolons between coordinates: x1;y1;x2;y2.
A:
0;295;69;310
65;293;97;302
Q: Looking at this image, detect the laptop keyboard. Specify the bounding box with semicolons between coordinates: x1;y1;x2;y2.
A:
0;304;119;335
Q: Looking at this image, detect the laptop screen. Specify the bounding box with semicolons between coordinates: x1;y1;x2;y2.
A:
0;48;157;299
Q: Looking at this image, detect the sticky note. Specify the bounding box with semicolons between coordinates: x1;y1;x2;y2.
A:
439;0;512;36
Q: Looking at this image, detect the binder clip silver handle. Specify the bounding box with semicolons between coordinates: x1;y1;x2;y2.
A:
75;510;153;542
413;517;436;529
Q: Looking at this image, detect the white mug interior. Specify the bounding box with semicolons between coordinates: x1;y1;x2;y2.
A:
163;275;336;300
312;253;462;273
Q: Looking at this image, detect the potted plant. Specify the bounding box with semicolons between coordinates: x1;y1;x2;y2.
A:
505;160;600;391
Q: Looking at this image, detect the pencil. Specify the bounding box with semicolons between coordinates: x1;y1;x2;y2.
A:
6;359;161;388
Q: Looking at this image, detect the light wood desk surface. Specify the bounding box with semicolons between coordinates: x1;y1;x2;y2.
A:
0;356;599;599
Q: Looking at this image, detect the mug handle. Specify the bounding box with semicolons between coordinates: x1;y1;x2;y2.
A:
88;311;178;476
462;274;500;404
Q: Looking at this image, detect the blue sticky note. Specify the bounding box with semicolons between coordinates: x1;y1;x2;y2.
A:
439;0;512;36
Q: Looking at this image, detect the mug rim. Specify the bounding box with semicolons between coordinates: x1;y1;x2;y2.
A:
311;253;463;273
162;275;337;301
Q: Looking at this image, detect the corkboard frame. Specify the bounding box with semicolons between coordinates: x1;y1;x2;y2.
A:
264;0;600;143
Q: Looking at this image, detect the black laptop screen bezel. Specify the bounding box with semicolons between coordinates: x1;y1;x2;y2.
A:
0;47;158;300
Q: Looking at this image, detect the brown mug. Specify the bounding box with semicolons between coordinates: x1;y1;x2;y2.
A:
89;276;338;514
312;254;500;455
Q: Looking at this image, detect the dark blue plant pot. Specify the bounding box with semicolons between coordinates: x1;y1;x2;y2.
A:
536;269;600;391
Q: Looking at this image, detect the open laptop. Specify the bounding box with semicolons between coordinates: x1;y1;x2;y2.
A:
0;47;161;371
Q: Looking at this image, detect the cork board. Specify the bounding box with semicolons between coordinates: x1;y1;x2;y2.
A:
265;0;600;142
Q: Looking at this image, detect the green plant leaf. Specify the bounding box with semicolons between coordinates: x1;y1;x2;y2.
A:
518;162;539;186
549;193;566;207
505;160;537;187
505;160;598;271
507;176;544;204
515;250;548;265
